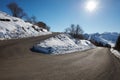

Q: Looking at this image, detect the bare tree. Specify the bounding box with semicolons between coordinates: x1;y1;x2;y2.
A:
115;34;120;51
65;24;84;39
30;16;37;24
7;2;26;18
76;24;84;36
25;15;37;24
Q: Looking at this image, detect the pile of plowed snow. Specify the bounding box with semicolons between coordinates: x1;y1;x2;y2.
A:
111;48;120;59
0;11;51;40
32;34;95;54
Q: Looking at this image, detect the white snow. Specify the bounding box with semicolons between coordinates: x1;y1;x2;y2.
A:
32;34;95;55
111;48;120;59
84;32;119;47
0;11;51;40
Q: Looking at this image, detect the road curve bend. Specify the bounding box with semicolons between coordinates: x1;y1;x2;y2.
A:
0;34;120;80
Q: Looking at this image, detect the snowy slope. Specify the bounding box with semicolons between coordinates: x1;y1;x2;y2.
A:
111;48;120;59
32;34;95;55
0;11;51;40
84;32;119;47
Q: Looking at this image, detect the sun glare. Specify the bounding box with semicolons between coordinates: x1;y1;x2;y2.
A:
86;0;97;12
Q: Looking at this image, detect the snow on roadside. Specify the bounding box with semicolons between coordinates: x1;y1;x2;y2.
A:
110;48;120;59
32;34;96;55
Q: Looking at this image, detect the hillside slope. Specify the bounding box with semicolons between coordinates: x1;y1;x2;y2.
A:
0;11;51;40
84;32;119;47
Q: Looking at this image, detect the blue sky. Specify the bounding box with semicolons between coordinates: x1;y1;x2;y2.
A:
0;0;120;33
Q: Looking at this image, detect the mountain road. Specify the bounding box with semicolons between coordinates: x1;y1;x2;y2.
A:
0;33;120;80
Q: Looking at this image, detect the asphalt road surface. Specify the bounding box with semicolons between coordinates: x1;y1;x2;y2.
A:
0;34;120;80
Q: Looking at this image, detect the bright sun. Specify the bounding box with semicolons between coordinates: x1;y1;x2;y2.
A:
86;0;97;12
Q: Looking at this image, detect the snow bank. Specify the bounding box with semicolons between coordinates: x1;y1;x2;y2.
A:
0;11;51;40
32;34;95;55
111;48;120;59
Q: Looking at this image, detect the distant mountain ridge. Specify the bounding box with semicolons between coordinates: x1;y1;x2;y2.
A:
0;11;51;40
84;32;119;47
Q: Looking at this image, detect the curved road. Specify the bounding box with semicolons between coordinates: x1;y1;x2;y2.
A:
0;34;120;80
